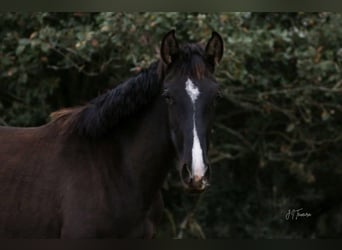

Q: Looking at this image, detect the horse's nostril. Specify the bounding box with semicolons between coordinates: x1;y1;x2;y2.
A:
202;177;210;188
204;165;211;180
181;163;192;184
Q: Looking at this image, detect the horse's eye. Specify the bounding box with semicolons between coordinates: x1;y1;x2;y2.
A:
211;90;222;106
162;90;174;105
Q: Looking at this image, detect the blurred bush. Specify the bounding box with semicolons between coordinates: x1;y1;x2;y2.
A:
1;12;342;238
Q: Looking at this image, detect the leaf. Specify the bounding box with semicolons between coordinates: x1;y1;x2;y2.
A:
16;45;26;55
286;123;295;133
18;38;30;45
41;43;50;53
18;73;28;83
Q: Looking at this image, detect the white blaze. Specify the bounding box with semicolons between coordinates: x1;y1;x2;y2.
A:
185;78;206;180
185;78;199;103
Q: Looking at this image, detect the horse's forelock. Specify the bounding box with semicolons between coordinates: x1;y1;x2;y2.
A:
160;43;209;80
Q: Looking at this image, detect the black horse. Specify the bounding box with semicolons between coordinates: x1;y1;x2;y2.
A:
0;30;223;238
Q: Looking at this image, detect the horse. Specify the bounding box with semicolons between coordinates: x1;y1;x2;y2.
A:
0;30;224;238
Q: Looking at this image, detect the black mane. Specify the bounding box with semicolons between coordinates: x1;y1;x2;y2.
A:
51;61;163;138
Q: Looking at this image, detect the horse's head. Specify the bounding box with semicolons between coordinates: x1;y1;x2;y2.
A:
160;30;223;193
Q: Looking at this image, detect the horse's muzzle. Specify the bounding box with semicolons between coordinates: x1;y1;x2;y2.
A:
180;163;211;193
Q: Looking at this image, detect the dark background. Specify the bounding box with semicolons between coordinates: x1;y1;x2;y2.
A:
0;12;342;238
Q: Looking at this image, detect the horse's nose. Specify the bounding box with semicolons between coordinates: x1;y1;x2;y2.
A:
190;166;211;192
180;163;211;192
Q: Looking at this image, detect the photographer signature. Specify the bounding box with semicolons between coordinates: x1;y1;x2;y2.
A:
285;208;312;220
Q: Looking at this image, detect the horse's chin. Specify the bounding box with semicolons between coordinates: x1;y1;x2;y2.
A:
182;183;209;194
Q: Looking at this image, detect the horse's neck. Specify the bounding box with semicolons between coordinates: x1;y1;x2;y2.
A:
118;97;176;203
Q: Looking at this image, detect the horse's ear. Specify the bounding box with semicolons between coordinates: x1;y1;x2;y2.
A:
161;30;179;65
205;31;224;67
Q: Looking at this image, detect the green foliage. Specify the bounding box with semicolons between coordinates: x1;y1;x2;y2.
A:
1;12;342;238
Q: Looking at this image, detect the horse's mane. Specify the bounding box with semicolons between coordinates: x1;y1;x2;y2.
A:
50;43;208;138
51;61;163;138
